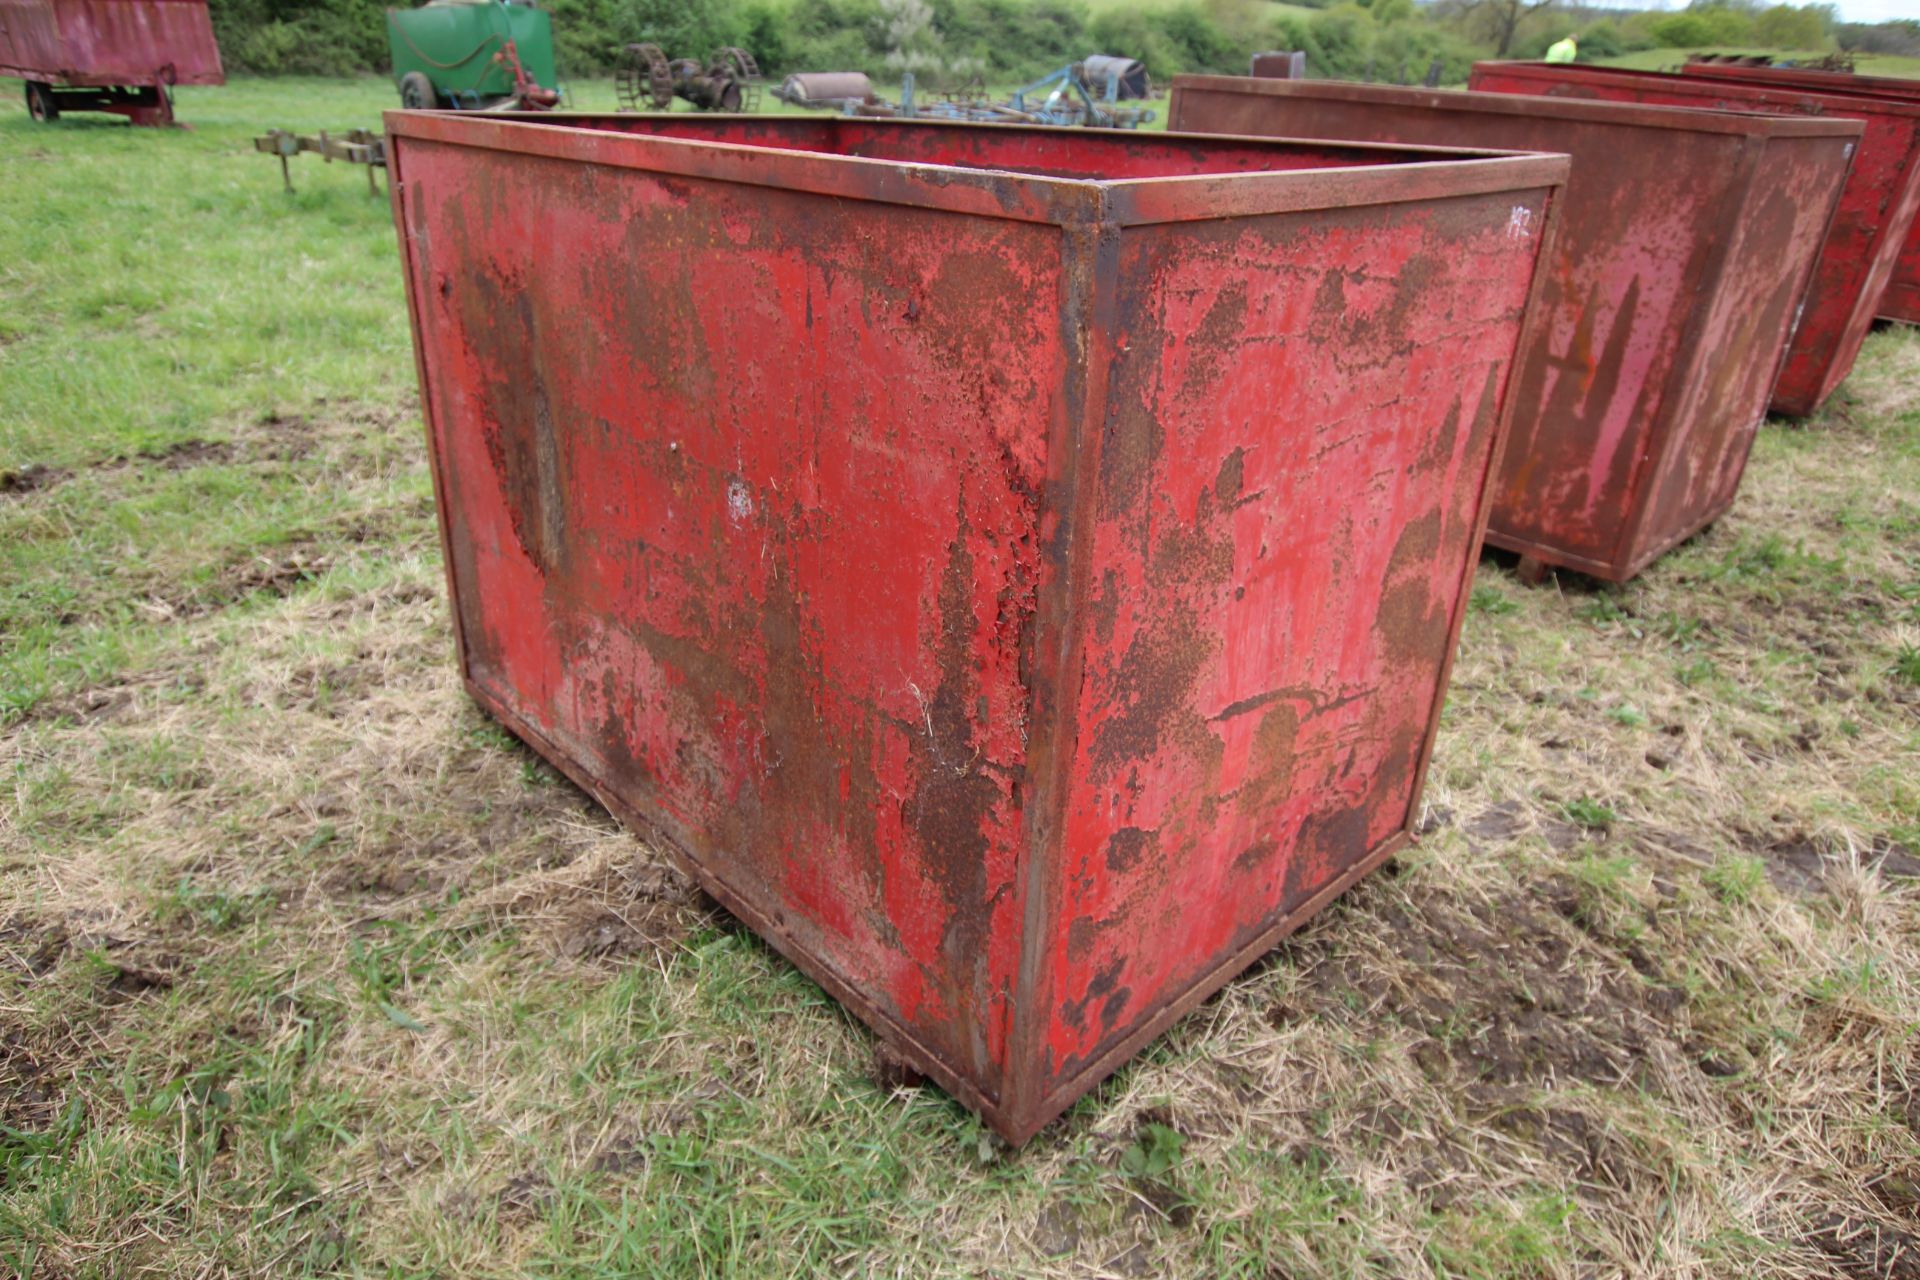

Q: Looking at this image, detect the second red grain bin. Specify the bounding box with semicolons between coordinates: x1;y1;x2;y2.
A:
1169;76;1857;582
1682;60;1920;325
386;113;1566;1142
1468;62;1920;420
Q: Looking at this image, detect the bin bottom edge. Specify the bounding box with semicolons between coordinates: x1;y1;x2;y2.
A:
462;675;1418;1146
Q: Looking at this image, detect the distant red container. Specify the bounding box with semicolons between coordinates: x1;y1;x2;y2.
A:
1;0;224;125
387;112;1566;1141
1469;61;1920;419
1169;76;1855;582
1683;61;1920;324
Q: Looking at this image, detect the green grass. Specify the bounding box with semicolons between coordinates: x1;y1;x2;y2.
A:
4;73;1920;1279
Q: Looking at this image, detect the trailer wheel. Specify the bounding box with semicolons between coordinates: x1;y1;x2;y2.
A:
398;71;438;110
25;82;58;123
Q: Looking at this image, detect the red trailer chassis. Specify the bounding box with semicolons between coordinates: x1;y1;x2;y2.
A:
1;0;224;126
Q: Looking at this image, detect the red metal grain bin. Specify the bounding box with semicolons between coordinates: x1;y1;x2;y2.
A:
1682;61;1920;325
386;113;1566;1142
1468;61;1920;419
1168;76;1857;582
0;0;224;126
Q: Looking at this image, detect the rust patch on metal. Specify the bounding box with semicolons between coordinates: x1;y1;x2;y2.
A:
907;522;1009;989
1084;606;1216;785
1104;826;1157;874
1375;510;1448;665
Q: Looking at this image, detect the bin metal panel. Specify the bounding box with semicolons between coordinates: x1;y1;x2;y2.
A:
0;0;224;86
1681;61;1920;324
1468;61;1920;420
385;113;1566;1141
1168;76;1856;581
1036;203;1551;1103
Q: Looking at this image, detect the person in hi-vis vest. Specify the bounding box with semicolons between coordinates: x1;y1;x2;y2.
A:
1545;35;1578;63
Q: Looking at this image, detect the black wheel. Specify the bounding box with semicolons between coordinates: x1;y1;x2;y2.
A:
398;71;438;110
710;48;761;112
25;82;58;123
713;47;760;82
616;43;674;112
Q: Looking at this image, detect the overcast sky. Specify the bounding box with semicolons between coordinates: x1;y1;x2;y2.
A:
1830;0;1915;19
1633;0;1914;22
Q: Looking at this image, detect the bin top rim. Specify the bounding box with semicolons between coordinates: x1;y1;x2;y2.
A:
1683;63;1920;100
1474;60;1920;120
1173;74;1866;139
385;110;1568;228
385;109;1546;164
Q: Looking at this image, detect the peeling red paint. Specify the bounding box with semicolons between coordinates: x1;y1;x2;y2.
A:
1680;61;1920;326
1467;61;1920;421
1168;76;1856;581
387;114;1566;1142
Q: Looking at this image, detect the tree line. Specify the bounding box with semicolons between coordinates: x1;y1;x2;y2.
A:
207;0;1907;87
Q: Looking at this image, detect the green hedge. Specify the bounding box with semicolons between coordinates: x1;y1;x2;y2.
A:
208;0;1494;84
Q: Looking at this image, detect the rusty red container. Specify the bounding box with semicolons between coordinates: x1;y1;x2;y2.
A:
1682;61;1920;324
1168;76;1856;582
1;0;224;124
1469;61;1920;419
386;112;1565;1141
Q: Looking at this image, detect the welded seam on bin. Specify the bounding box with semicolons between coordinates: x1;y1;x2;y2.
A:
1005;196;1126;1133
387;143;477;683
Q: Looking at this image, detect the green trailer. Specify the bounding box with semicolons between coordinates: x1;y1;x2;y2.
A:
387;1;558;110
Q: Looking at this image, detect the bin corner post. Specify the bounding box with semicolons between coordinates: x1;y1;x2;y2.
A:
1407;169;1567;821
1002;200;1124;1144
385;134;476;688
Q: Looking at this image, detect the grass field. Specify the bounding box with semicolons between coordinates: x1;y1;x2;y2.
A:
3;74;1920;1279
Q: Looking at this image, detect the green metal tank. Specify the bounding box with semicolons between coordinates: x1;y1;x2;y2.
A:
387;1;557;107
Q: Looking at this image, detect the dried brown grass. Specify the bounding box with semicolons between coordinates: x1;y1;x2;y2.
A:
3;331;1919;1277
